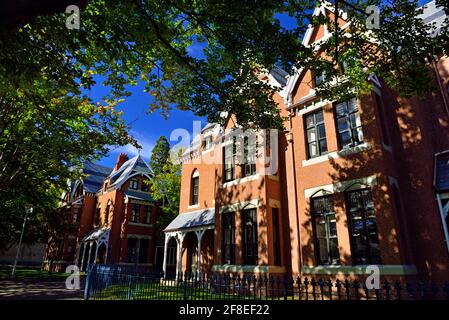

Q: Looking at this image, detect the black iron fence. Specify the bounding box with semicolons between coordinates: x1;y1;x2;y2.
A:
84;265;449;300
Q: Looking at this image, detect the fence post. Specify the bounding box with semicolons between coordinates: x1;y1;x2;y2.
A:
127;275;133;300
335;279;341;300
83;264;94;300
283;276;287;300
394;280;402;300
443;282;449;300
327;279;333;300
183;272;188;300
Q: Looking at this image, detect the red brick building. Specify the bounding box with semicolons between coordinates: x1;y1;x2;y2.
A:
163;2;449;282
45;153;167;272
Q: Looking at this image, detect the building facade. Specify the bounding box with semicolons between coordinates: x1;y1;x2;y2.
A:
44;153;168;272
163;2;449;282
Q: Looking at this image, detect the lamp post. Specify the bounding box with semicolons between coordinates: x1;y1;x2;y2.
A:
11;204;33;279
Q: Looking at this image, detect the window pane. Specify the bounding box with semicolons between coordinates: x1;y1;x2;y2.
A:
317;124;326;139
366;217;378;234
329;238;340;263
308;142;318;158
352;128;363;145
337;117;349;132
352;215;365;236
340;131;352;147
348;98;358;112
315;110;324;123
328;218;337;237
335;102;347;117
353;236;367;264
305;114;315;128
319;139;327;154
318;239;329;262
307;128;316;142
315;217;326;238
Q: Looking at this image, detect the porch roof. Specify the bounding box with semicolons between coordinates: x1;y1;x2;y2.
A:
124;190;154;202
164;208;215;232
81;227;110;243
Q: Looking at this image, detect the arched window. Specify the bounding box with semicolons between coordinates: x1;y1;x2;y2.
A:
191;170;199;205
345;188;381;264
310;193;339;265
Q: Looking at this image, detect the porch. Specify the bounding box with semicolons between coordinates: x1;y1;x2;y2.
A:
163;208;215;279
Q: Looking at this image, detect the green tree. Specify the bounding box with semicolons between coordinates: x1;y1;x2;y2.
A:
150;147;183;231
150;136;171;176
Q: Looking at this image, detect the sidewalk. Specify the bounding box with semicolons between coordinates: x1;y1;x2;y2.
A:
0;277;85;300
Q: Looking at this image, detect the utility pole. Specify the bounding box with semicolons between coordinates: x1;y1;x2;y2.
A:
11;204;33;279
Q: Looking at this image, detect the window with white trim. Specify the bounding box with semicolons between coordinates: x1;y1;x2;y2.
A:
130;179;138;190
311;195;339;265
305;109;327;158
346;189;381;265
191;170;199;205
335;98;364;149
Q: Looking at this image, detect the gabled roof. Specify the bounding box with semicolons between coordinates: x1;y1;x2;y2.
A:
71;162;113;198
109;154;152;189
283;2;350;107
83;162;113;193
267;67;289;88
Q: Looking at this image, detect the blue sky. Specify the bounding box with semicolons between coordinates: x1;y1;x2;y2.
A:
91;0;433;168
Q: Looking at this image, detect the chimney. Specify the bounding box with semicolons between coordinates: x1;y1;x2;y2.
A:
114;153;129;171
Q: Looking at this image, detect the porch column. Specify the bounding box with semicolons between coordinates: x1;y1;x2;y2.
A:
104;243;109;264
175;232;185;280
86;242;93;270
80;243;87;271
194;229;205;279
162;233;169;278
93;241;100;265
74;243;81;267
436;194;449;254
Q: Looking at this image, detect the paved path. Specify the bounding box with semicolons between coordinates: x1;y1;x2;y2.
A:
0;278;85;300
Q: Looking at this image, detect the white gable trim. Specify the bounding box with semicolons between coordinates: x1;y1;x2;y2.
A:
284;2;349;108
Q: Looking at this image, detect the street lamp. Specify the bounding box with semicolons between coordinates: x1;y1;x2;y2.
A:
11;204;33;279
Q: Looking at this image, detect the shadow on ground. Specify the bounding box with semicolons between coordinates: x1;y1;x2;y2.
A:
0;277;85;300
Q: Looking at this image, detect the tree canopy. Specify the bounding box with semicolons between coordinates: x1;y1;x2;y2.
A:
150;136;171;176
149;144;183;231
1;0;448;244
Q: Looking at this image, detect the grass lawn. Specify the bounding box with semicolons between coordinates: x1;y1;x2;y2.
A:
91;281;253;300
90;282;291;300
0;266;76;280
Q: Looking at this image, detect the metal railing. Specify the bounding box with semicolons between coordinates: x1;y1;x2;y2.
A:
84;265;449;300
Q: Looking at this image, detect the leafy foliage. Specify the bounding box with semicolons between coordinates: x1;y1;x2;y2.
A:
1;0;448;245
304;0;449;101
149;146;183;231
149;136;171;176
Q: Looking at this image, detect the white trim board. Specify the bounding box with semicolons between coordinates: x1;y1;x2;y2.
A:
220;199;261;213
304;175;378;198
302;143;372;167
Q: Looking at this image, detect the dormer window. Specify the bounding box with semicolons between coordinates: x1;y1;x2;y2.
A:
130;179;138;190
